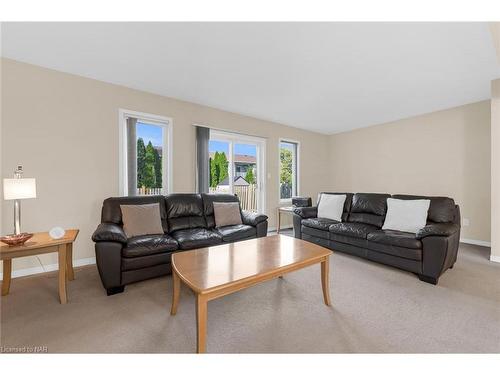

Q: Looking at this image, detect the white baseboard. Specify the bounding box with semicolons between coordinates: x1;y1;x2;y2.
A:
490;255;500;263
0;257;96;280
460;238;491;247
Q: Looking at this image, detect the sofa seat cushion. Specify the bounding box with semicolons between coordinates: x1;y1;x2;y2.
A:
171;228;223;250
216;224;256;242
367;230;422;249
123;235;179;258
329;222;378;239
302;218;339;231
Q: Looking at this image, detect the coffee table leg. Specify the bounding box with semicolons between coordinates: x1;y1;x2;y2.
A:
58;244;67;304
196;294;208;353
2;259;12;296
321;256;331;306
170;269;180;315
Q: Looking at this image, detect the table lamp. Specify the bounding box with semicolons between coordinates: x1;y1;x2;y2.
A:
3;166;37;235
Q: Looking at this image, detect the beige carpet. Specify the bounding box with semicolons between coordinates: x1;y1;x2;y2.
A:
1;238;499;353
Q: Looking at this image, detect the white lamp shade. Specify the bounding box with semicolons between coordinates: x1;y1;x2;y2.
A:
3;178;37;200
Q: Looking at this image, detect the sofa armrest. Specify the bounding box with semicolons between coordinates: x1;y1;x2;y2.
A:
293;206;317;219
416;223;459;240
255;221;268;238
95;241;123;291
241;210;268;226
420;227;460;283
92;223;127;244
293;214;303;239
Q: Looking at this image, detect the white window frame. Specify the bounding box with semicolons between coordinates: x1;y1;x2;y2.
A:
279;138;300;203
208;128;266;214
119;109;173;196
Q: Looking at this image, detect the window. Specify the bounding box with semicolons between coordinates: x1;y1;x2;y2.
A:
119;110;172;196
279;140;298;200
208;130;266;213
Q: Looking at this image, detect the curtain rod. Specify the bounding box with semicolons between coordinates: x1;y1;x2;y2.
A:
192;123;268;140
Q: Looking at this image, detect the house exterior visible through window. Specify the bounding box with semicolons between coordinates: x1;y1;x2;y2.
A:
279;140;298;200
119;110;172;196
207;130;266;213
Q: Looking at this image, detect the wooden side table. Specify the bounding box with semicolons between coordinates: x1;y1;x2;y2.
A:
0;229;79;304
276;206;295;234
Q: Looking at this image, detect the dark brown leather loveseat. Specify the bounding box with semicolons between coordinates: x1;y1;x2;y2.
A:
92;193;268;295
293;192;461;285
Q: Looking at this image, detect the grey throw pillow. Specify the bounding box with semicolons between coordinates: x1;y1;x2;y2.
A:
213;202;243;228
120;203;164;238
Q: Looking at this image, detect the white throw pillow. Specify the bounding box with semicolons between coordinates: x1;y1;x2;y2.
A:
382;198;431;233
317;194;346;222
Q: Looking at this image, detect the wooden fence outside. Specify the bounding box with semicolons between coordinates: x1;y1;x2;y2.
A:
234;184;257;212
209;184;258;212
137;187;163;195
137;185;258;212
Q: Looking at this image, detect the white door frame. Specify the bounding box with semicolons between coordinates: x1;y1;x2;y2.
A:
210;129;266;214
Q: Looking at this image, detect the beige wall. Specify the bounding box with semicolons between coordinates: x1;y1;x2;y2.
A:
1;58;330;273
1;57;494;275
491;79;500;260
328;101;491;243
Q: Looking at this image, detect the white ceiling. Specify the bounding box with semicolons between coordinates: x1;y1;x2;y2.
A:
2;22;499;134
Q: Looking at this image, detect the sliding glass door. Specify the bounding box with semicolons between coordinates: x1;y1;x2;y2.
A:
209;130;265;213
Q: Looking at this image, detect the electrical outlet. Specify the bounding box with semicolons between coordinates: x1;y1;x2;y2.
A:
463;218;470;227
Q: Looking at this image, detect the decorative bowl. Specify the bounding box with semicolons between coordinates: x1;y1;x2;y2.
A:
49;226;65;239
0;233;34;246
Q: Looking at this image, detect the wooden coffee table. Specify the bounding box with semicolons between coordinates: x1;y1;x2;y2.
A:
170;234;332;353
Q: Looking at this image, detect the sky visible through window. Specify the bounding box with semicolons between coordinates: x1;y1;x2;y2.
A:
280;142;294;152
135;125;257;156
209;140;256;156
137;122;163;147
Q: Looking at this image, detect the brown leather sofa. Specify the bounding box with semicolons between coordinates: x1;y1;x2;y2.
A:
293;192;460;285
92;193;268;295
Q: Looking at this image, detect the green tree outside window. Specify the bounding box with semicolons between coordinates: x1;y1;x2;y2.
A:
245;168;255;184
280;148;293;186
209;151;229;187
136;137;163;189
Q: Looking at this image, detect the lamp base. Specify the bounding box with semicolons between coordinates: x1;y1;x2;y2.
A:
14;199;21;235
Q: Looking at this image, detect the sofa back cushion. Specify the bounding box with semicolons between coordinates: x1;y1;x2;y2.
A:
201;193;241;228
317;192;353;222
101;195;169;233
166;193;206;232
392;194;456;223
348;193;391;228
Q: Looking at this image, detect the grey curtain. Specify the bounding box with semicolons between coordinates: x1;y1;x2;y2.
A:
196;126;210;193
126;117;138;196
